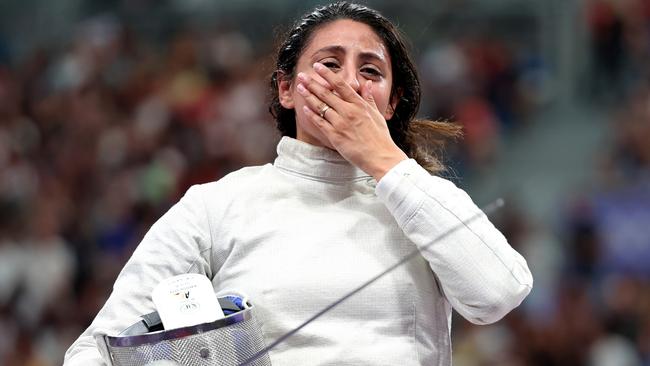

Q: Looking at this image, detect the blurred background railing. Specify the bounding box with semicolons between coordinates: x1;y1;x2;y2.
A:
0;0;649;365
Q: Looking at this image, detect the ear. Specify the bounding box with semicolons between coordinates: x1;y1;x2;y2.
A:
383;88;401;120
277;71;295;109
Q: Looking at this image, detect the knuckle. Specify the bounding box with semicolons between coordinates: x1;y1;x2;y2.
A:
334;79;347;90
317;88;331;100
342;111;355;121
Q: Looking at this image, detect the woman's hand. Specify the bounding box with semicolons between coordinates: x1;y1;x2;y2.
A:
296;62;408;181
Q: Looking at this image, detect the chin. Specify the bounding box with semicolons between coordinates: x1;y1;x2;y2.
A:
295;121;336;150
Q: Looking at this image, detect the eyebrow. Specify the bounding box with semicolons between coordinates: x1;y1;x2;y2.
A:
312;45;387;64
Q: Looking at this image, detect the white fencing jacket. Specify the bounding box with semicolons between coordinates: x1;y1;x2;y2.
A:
64;136;532;366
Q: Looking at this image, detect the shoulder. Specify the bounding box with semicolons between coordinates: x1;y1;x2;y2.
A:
183;163;274;203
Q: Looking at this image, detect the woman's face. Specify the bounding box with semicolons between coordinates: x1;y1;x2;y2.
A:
278;19;396;149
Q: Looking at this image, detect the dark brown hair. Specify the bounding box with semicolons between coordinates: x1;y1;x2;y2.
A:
269;1;461;173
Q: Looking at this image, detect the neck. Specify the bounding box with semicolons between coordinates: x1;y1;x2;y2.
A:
295;129;335;150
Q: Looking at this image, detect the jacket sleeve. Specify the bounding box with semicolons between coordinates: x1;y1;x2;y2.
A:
63;185;214;365
375;159;533;325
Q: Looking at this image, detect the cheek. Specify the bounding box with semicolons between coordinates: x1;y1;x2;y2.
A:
372;83;392;113
291;92;311;127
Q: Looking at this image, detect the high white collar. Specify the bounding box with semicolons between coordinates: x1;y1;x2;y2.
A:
273;137;370;182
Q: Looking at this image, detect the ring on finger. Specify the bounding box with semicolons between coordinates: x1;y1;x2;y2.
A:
318;104;331;119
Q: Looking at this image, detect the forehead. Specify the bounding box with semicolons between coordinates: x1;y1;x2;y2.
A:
304;19;389;58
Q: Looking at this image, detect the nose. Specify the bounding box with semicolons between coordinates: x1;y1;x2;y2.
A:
341;67;360;94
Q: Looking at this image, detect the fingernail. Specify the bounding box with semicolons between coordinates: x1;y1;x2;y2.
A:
296;83;307;94
313;62;324;71
297;73;308;82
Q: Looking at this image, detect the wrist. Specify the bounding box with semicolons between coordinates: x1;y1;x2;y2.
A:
368;149;409;181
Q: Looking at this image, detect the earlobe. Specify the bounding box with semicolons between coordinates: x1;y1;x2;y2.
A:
278;72;295;109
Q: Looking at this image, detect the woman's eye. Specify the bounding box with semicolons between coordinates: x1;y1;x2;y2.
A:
361;67;381;77
322;61;340;70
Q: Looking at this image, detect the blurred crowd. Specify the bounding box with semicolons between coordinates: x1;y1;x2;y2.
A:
0;16;278;365
450;1;650;365
0;0;648;365
419;32;547;175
